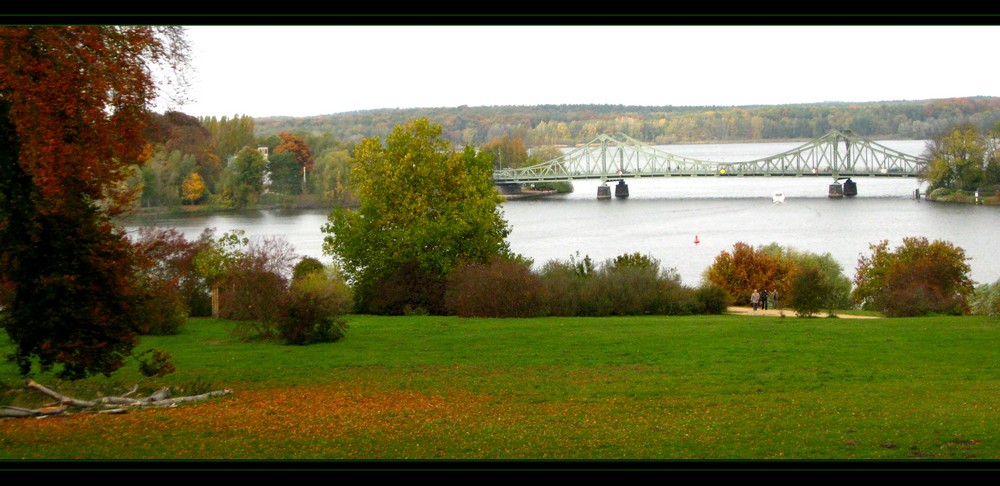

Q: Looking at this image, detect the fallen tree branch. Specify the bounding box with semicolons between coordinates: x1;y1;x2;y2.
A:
0;405;66;418
2;379;233;419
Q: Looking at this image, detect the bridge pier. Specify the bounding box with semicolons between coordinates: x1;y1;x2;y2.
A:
829;178;857;198
843;178;857;196
597;183;611;200
614;180;629;198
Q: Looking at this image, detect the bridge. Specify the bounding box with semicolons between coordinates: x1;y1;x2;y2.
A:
492;129;928;199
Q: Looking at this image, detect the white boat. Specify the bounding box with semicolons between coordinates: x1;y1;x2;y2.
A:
773;192;785;204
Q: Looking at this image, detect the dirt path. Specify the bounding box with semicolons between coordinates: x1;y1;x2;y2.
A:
726;306;879;319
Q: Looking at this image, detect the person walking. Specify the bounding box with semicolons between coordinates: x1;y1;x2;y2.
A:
771;289;780;309
751;289;760;311
761;289;769;311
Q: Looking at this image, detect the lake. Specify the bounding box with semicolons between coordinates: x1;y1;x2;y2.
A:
122;140;1000;287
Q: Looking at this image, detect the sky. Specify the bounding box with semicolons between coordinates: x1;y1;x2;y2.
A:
161;25;1000;119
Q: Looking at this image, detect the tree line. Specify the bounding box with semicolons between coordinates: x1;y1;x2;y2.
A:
253;97;1000;147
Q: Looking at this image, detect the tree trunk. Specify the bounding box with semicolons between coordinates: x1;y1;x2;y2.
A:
211;285;220;318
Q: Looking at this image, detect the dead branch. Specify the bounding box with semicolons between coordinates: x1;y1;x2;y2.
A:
2;379;233;419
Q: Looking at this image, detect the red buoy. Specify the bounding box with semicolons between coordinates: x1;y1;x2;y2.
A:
694;235;700;244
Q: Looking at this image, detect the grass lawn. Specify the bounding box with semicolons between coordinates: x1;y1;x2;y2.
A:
1;313;998;463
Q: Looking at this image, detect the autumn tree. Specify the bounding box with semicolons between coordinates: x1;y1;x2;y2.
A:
274;132;314;174
923;122;986;193
0;26;189;379
703;242;794;306
852;237;974;317
481;134;528;169
181;171;206;204
322;118;513;314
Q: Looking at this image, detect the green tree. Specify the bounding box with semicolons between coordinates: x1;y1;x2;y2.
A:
322;117;512;314
923;122;986;192
202;114;256;165
266;150;301;195
789;263;835;317
311;147;354;205
852;237;974;317
759;243;852;310
221;146;266;208
0;26;188;379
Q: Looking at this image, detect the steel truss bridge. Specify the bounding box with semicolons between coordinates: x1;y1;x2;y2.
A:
492;129;927;198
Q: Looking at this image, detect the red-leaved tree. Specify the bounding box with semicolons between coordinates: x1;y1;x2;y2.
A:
0;26;189;379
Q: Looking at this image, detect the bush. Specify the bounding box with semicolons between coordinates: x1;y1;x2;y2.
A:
928;187;952;200
218;236;297;340
132;227;206;334
591;265;667;316
693;283;731;314
134;279;187;335
445;257;546;317
970;280;1000;317
852;237;973;316
292;256;326;281
220;267;287;339
790;265;831;317
358;261;447;316
278;272;352;345
538;259;585;317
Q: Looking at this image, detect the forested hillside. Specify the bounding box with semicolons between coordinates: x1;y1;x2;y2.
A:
253;97;1000;147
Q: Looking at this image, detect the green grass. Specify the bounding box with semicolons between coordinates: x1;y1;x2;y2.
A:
1;314;998;460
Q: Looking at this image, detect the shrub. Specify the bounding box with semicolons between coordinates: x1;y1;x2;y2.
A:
538;259;585;317
693;283;731;314
136;349;176;378
592;264;667;315
220;267;287;339
790;264;832;317
218;236;297;340
928;187;952;200
132;227;206;335
134;279;187;335
292;256;326;281
852;237;973;316
884;259;969;317
358;261;447;316
970;280;1000;317
445;257;546;317
278;272;352;345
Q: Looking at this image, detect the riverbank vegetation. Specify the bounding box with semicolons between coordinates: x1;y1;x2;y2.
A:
922;121;1000;205
3;313;998;460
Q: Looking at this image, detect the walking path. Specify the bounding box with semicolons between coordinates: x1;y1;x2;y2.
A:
726;306;879;319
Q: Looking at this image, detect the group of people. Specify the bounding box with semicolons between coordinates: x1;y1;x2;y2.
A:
750;288;779;311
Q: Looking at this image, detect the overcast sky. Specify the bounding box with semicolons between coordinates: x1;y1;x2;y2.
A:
162;25;1000;118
